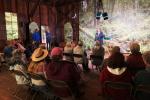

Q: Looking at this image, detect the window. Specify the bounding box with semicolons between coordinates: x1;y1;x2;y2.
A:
5;12;18;40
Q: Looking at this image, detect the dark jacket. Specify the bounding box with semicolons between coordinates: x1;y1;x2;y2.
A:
44;60;81;97
134;67;150;100
126;52;145;75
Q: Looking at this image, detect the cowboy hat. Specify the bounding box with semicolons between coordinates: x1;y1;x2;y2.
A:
31;48;48;62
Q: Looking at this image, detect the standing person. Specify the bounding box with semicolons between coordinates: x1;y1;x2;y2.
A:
32;29;41;47
64;41;73;61
45;27;51;50
95;28;105;45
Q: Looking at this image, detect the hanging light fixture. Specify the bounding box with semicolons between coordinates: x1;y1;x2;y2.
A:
102;12;108;20
96;11;102;20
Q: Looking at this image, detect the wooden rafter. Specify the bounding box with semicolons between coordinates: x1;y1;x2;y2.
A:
29;0;41;17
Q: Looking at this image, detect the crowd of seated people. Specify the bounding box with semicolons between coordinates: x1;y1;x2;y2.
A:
1;39;150;100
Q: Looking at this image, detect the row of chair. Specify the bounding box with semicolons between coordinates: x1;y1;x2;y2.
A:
102;81;150;100
63;52;103;71
10;69;75;100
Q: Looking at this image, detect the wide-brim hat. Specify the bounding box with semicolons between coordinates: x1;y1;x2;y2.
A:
31;48;48;62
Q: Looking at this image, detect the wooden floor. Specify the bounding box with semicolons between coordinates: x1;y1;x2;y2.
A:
0;66;104;100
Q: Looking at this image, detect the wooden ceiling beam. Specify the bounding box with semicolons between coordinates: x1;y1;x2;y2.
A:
29;0;41;17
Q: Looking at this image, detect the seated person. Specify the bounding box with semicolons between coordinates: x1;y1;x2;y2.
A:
28;47;48;89
9;49;29;84
73;41;89;71
126;42;145;76
99;52;132;100
63;41;73;61
44;47;82;98
102;46;120;68
3;43;14;62
91;41;105;67
134;51;150;100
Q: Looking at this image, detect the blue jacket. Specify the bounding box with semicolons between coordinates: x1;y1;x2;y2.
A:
32;32;41;42
95;32;105;44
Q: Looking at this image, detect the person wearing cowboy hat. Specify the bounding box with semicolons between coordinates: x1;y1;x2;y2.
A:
28;47;51;97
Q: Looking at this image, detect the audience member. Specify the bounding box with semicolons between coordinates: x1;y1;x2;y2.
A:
102;46;120;69
99;52;132;100
63;41;73;61
3;43;14;61
28;47;49;90
91;41;105;68
44;47;82;98
95;28;105;46
134;51;150;100
73;41;89;71
126;42;145;76
9;49;29;84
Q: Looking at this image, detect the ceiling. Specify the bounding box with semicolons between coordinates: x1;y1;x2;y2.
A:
41;0;83;6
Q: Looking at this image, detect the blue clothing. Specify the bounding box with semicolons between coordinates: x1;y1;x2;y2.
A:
32;31;41;42
3;46;13;57
46;32;51;43
95;32;105;45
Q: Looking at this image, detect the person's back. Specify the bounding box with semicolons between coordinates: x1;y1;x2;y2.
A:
45;47;81;97
134;51;150;100
9;49;29;85
73;45;84;64
45;60;80;83
126;43;145;75
92;42;105;65
127;53;145;69
4;45;13;58
28;47;48;86
100;52;132;100
64;42;73;61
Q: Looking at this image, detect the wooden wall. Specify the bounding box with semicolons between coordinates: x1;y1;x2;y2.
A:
0;0;80;51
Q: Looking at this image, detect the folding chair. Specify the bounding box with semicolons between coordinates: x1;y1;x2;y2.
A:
47;80;76;100
9;70;31;100
90;55;103;71
134;84;150;100
103;81;133;100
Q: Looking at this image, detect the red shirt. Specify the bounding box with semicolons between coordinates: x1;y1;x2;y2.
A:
99;67;132;100
44;60;81;97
